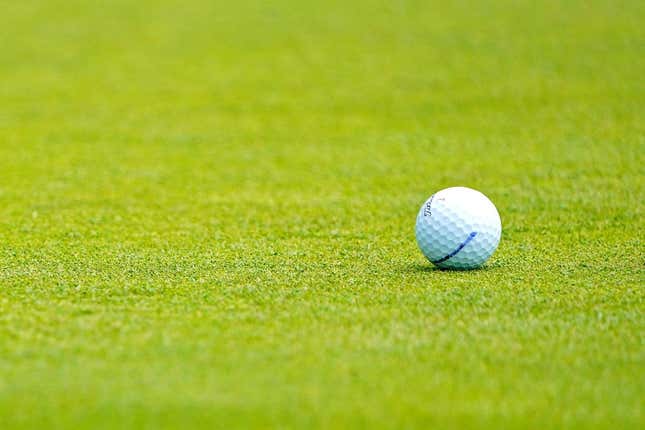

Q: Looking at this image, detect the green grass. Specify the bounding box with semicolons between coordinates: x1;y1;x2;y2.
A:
0;0;643;428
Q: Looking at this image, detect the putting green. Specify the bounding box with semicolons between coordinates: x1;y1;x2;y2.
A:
1;1;643;428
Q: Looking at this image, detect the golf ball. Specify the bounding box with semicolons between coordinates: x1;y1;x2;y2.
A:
415;187;501;270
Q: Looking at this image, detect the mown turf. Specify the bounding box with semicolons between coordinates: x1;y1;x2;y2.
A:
0;0;643;428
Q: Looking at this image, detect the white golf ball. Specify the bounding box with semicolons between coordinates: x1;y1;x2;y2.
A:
415;187;502;270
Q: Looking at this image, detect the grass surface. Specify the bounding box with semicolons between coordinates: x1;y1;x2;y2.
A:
1;0;644;428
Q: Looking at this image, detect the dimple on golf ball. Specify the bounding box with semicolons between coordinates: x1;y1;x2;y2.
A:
415;187;502;270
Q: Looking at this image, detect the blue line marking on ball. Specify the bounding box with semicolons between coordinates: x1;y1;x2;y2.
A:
431;232;478;264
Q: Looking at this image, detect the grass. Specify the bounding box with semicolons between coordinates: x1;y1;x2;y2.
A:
0;0;643;428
